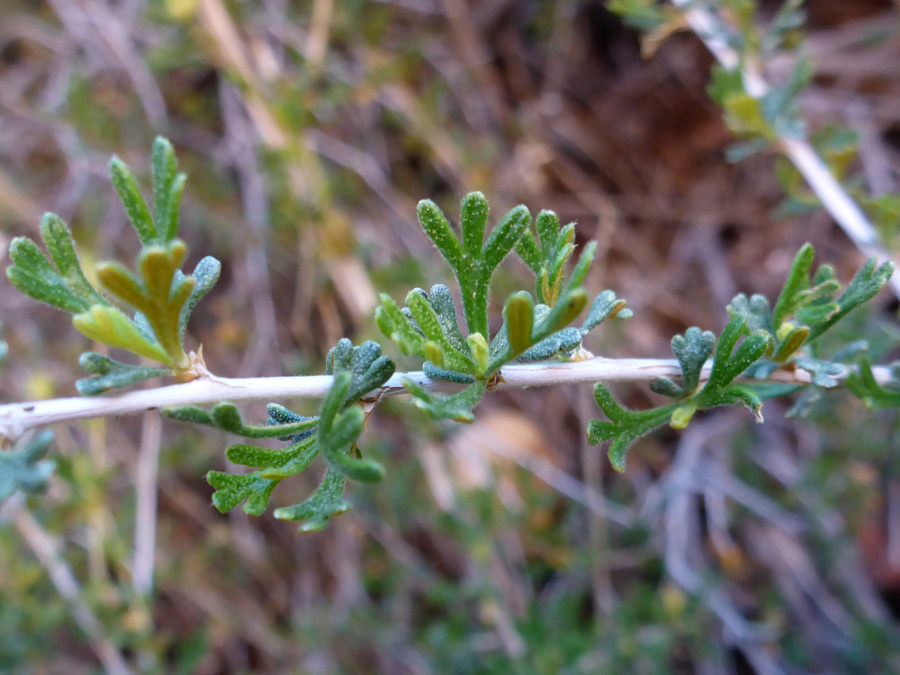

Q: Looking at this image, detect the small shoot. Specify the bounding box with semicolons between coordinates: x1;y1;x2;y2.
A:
590;315;772;472
5;137;220;394
378;194;629;424
416;192;530;338
728;243;893;385
183;340;393;531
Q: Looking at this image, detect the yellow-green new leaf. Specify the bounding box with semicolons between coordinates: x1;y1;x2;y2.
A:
73;305;171;365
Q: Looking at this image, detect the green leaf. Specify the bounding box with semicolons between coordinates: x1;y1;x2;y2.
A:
806;258;894;341
6;233;98;314
73;305;171;364
163;402;318;439
402;379;488;423
0;431;56;502
76;352;172;396
589;316;773;472
587;384;676;472
427;285;470;355
274;466;351;532
178;256;221;340
229;438;317;475
506;291;535;356
517;327;583;362
516;232;542;274
772;243;814;330
405;290;477;374
414;195;530;338
325;338;396;407
151;137;186;242
317;372;384;482
727;293;772;335
96;239;194;368
651;327;715;398
376;293;426;356
417;199;463;268
39;214;108;307
423;361;476;384
581;290;631;333
481;204;531;274
207;470;278;516
772;325;809;362
110;155;157;244
460;191;489;256
791;356;843;388
846;360;900;410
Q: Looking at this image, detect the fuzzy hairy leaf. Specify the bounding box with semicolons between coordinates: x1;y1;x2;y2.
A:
317;372;384;482
413;194;530;337
206;470;278;516
402;379;488;423
806;257;894;341
590;315;772;471
6;213;110;315
793;356;844;388
274;466;351;532
110;155;157;244
163;402;317;439
588;384;676;472
650;327;715;398
95;239;194;368
423;361;476;384
178;256;221;340
73;305;171;364
325;338;396;407
206;436;318;515
150;137;187;242
76;353;172;396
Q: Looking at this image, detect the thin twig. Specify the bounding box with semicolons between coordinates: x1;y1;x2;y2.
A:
132;412;162;596
0;357;889;442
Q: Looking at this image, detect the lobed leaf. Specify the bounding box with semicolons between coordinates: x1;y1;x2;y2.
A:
207;470;277;516
274;466;351;532
317;372;384;482
163;402;317;439
402;379;488;423
76;352;172;396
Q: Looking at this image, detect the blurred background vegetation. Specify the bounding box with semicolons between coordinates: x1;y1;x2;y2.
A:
1;0;900;672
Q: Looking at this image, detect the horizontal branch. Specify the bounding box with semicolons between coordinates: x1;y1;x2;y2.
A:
0;357;887;442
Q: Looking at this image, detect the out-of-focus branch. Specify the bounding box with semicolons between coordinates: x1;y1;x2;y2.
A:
672;0;900;299
3;499;134;675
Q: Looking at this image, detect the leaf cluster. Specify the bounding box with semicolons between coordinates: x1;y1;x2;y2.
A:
164;340;394;531
377;192;629;422
590;314;772;472
5;137;220;395
729;243;893;387
589;243;892;471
